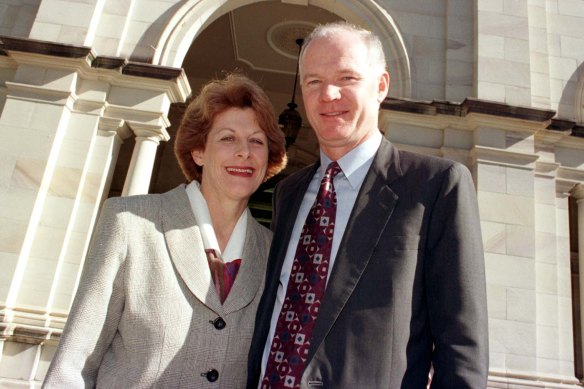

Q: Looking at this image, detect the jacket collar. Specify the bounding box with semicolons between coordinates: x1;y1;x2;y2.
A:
161;185;267;315
306;138;402;364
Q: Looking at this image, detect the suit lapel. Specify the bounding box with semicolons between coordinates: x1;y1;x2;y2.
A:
267;164;319;291
253;164;319;351
161;185;224;314
307;139;402;363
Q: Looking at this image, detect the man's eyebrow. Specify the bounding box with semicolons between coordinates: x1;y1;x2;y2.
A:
302;68;357;80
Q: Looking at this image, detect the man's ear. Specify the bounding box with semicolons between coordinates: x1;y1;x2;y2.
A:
377;71;390;103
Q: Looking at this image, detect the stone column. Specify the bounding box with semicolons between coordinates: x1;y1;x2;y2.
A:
572;183;584;374
122;124;169;196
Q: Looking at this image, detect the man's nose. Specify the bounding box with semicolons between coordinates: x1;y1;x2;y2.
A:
320;83;341;102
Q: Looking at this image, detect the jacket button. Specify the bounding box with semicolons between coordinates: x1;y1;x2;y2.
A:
205;369;219;382
213;317;226;330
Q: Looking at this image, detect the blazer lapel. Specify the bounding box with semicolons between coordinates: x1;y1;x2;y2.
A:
222;211;267;314
307;139;402;363
161;185;224;314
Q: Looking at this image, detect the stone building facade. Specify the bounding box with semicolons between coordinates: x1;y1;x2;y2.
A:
0;0;583;387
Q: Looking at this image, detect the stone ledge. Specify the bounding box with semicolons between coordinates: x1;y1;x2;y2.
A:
382;97;584;138
0;322;59;345
488;368;581;388
0;35;92;59
0;35;184;83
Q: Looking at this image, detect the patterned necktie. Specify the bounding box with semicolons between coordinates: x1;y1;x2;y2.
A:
206;249;242;304
262;162;342;389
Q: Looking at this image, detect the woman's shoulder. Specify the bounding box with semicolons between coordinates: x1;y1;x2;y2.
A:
246;212;272;245
247;213;271;236
103;185;187;213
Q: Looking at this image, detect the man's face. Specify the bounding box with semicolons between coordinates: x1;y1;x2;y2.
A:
300;31;389;160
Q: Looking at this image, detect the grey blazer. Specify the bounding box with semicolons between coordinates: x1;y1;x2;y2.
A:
44;184;271;388
248;138;489;388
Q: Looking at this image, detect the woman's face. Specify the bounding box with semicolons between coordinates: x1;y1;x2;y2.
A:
192;107;269;206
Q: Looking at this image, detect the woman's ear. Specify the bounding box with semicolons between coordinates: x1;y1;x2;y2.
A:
191;150;204;166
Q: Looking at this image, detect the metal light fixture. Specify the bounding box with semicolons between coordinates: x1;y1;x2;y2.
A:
279;38;304;149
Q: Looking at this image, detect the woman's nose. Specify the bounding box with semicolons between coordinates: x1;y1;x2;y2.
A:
237;141;250;158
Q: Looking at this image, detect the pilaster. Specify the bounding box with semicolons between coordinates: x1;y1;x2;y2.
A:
0;36;190;386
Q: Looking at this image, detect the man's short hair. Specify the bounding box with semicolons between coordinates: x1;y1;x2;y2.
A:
299;21;387;76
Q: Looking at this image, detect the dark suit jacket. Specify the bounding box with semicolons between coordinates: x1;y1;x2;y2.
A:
248;138;488;388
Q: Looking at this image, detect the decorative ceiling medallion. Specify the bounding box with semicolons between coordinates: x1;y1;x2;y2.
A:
267;21;316;59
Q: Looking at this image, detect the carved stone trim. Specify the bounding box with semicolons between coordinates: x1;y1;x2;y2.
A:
381;97;584;139
0;35;92;59
0;35;185;84
122;62;183;81
463;97;556;122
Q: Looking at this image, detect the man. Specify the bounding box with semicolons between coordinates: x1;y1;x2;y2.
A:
248;22;489;388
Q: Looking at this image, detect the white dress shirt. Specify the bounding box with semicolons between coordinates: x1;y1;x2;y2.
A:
259;131;383;382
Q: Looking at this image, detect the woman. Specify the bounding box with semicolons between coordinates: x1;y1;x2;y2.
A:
43;74;287;388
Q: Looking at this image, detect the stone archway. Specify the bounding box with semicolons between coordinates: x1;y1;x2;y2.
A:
152;0;412;98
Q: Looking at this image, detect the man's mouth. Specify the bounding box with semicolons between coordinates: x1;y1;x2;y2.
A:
321;111;345;117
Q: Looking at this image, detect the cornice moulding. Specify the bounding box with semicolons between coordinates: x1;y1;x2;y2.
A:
392;142;442;157
73;98;106;116
0;35;191;104
382;96;556;122
557;166;584;182
554;133;584;150
472;145;540;168
488;368;580;388
0;53;17;69
0;36;92;59
382;97;584;139
383;109;469;131
104;104;170;129
5;81;73;103
535;161;561;175
463;97;555;122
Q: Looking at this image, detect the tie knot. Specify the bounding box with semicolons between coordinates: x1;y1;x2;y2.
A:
324;161;342;181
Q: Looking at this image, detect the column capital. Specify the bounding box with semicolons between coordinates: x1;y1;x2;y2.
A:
571;183;584;200
98;117;132;139
127;121;170;143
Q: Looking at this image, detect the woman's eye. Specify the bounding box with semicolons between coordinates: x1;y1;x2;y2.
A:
221;136;234;142
250;138;265;145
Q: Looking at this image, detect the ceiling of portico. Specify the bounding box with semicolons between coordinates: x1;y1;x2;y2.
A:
182;2;340;95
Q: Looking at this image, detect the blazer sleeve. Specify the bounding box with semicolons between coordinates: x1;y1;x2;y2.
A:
425;163;489;388
43;198;128;388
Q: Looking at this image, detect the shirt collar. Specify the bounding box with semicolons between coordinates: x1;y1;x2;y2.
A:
319;130;382;189
185;180;247;263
